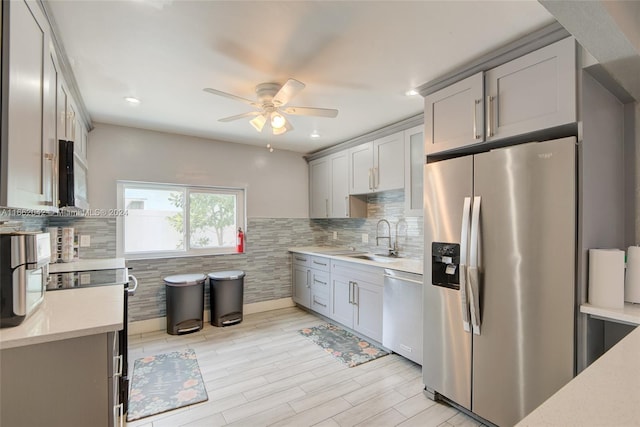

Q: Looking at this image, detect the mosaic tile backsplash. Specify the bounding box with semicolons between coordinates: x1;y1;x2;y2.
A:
2;190;424;322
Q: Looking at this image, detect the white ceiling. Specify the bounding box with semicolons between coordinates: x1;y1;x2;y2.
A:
47;1;555;153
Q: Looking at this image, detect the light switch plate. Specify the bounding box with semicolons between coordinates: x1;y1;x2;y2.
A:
332;231;338;240
362;233;369;243
80;235;91;247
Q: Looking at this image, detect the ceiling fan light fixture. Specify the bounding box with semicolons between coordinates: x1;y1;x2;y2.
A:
270;112;286;129
250;114;267;132
272;120;292;136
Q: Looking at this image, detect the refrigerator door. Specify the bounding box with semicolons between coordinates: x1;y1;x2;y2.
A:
423;155;473;410
471;137;576;427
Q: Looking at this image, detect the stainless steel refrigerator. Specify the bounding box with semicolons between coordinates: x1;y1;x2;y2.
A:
422;137;576;427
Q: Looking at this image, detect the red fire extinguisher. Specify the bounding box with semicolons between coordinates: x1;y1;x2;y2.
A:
237;227;244;253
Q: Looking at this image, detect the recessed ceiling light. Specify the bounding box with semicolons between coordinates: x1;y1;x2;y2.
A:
310;131;320;139
124;97;141;105
405;89;419;96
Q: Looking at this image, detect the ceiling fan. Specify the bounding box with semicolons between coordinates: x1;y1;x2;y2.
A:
203;79;338;135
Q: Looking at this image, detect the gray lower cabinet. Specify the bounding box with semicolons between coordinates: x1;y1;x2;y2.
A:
292;254;331;315
0;332;118;427
330;260;384;342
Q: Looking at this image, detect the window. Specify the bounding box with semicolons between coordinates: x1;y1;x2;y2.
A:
117;182;245;258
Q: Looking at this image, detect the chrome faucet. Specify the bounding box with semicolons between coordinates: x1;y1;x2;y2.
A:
376;219;392;252
393;219;408;256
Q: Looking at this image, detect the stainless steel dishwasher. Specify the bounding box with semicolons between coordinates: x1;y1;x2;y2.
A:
383;268;423;365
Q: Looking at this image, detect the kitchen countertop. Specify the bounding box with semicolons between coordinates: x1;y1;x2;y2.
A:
0;286;123;350
516;324;640;426
49;257;126;273
289;246;423;275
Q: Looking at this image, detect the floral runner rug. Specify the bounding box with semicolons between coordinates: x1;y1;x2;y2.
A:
127;348;208;421
299;323;389;367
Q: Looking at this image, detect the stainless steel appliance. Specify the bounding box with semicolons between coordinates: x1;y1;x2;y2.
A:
1;232;51;327
423;137;576;427
383;268;423;365
48;264;137;422
58;139;89;210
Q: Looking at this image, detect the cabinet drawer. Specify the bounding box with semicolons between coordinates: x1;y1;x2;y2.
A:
311;292;330;317
310;256;330;272
311;270;330;294
291;253;310;267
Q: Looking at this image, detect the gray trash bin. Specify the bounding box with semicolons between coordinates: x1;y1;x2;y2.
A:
208;270;245;327
164;273;205;335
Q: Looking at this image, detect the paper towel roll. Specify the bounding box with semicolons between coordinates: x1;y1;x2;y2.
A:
588;249;625;309
625;246;640;303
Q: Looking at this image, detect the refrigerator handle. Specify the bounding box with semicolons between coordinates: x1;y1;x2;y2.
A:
469;196;482;335
459;197;472;333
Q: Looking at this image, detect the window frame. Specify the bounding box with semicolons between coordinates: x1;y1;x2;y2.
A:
117;181;246;260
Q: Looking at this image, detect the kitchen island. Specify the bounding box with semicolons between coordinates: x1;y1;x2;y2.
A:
0;286;123;427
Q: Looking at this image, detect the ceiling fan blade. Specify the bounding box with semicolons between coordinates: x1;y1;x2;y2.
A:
282;106;338;118
250;114;267;132
203;88;257;106
273;79;305;106
218;111;261;122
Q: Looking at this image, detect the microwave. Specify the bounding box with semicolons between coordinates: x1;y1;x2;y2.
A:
0;232;51;328
59;139;89;210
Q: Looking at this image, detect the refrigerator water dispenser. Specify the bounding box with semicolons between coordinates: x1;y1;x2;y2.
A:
432;242;460;289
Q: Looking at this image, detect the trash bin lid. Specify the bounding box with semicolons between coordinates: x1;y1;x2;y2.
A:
207;270;245;280
164;273;206;285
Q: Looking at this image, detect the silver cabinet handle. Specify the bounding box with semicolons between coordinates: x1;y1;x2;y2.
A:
325;199;329;218
353;282;359;306
114;402;124;427
313;297;327;308
473;99;481;140
294;256;307;262
313;260;327;266
486;96;494;137
114;354;123;377
313;278;327;286
43;153;55;206
373;167;379;189
348;281;353;304
368;168;373;190
307;270;311;288
345;196;349;217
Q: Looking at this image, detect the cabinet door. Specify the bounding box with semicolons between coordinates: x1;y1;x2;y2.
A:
348;142;373;195
329;152;349;218
309;158;329;218
424;72;484;155
404;125;424;215
353;281;383;342
292;265;311;308
485;37;575;141
330;275;353;328
57;79;69;140
373;132;404;192
43;43;59;210
3;0;48;210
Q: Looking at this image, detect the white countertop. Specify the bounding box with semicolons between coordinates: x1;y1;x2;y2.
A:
0;286;124;350
516;325;640;426
580;302;640;326
49;257;126;273
289;246;423;275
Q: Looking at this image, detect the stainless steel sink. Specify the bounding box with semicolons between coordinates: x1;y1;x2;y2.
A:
345;254;400;263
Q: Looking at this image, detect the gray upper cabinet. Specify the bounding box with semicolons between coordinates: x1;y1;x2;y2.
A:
424;37;576;156
424;72;484;155
404;125;425;215
309;157;330;218
1;0;55;211
348;141;374;194
348;132;404;194
485;37;576;141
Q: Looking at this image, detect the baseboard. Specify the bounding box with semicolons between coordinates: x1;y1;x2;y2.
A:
128;297;295;335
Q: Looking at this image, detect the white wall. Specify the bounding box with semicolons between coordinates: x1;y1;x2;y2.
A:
87;123;309;218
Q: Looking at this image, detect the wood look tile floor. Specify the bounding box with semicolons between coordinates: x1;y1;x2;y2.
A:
126;307;480;427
